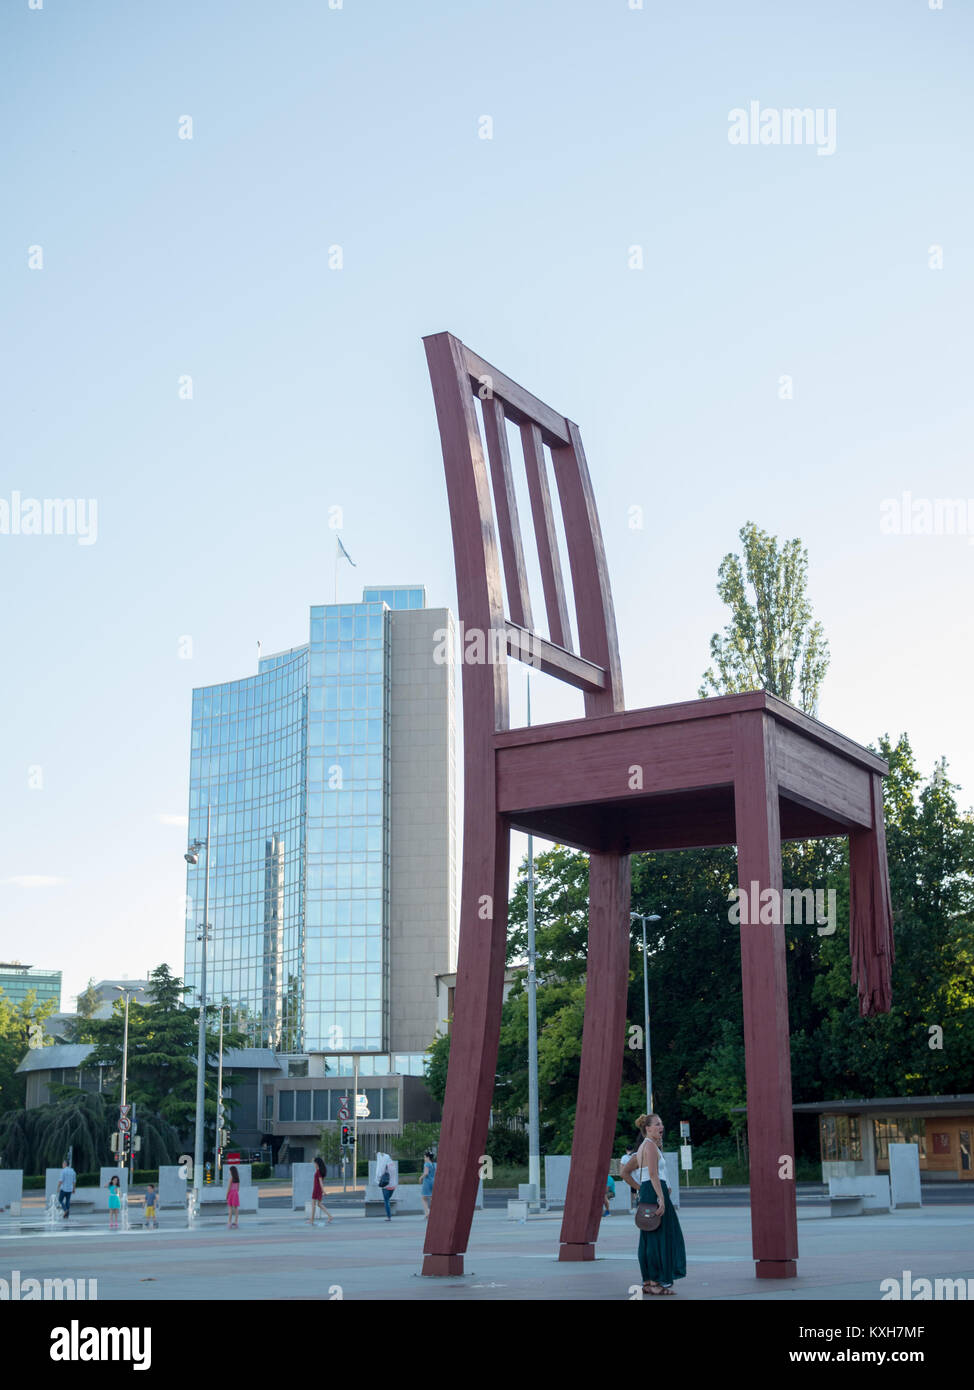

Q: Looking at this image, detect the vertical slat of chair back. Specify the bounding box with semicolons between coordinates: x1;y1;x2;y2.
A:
550;422;624;715
424;331;624;721
424;332;510;733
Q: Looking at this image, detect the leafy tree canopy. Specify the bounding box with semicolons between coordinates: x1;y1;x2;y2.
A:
699;521;830;714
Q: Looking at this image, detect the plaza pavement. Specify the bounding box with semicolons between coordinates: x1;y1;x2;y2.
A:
2;1192;973;1301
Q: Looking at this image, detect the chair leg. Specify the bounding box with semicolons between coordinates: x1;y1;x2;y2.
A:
421;817;510;1276
733;711;798;1278
849;772;894;1016
559;852;631;1261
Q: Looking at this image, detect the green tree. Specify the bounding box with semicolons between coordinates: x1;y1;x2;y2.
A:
699;521;830;714
0;1106;40;1169
812;737;974;1098
317;1127;342;1165
83;964;248;1144
76;978;100;1020
684;1018;748;1155
424;1030;449;1103
0;989;57;1116
391;1122;441;1160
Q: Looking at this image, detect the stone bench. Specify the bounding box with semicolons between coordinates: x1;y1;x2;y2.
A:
829;1193;864;1216
828;1176;890;1216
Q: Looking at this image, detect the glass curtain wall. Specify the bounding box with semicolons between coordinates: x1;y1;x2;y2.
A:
185;648;308;1050
304;601;391;1052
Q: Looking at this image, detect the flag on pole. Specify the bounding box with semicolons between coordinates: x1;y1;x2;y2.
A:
336;536;356;566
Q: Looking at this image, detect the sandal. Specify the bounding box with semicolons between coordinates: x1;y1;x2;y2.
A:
644;1281;663;1295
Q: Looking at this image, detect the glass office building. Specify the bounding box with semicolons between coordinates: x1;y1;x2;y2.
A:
0;964;62;1011
185;586;457;1070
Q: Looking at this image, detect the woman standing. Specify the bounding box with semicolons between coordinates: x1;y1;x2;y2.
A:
106;1175;122;1230
623;1114;686;1296
420;1149;436;1218
309;1155;334;1226
226;1164;241;1229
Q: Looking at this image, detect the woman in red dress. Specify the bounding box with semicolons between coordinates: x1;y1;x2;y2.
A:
309;1155;334;1226
226;1165;240;1229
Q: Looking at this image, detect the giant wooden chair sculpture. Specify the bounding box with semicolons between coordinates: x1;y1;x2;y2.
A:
421;331;894;1278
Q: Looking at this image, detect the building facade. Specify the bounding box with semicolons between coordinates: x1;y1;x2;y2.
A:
794;1095;974;1182
0;964;61;1011
184;585;458;1093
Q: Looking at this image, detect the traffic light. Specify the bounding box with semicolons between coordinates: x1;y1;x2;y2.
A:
110;1133;119;1153
341;1124;352;1148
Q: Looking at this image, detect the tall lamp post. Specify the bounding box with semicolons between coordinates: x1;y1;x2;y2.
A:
185;804;211;1212
214;1003;227;1182
113;984;145;1182
525;676;541;1208
630;912;661;1113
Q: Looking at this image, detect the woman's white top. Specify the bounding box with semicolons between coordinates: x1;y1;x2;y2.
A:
634;1140;667;1184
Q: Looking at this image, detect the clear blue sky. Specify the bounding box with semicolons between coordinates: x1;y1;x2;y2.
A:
2;0;971;1010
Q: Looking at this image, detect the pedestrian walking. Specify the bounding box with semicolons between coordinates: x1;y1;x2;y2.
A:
603;1172;616;1217
107;1175;122;1230
309;1155;334;1226
623;1113;686;1296
374;1150;395;1220
420;1149;436;1218
144;1182;158;1229
57;1160;76;1220
226;1164;240;1228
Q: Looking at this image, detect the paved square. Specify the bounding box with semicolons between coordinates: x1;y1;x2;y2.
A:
3;1194;973;1301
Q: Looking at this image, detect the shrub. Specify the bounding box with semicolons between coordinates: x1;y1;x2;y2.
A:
485;1126;529;1166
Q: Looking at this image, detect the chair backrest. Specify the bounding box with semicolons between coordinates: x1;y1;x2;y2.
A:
424;332;624;732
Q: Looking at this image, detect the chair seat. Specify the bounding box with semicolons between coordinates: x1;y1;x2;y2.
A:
495;690;885;854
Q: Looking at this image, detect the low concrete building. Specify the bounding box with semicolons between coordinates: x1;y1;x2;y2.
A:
793;1095;974;1182
262;1066;441;1165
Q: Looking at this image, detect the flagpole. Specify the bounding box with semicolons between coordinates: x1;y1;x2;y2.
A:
334;534;356;604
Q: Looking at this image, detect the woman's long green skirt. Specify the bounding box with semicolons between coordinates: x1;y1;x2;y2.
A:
637;1180;686;1288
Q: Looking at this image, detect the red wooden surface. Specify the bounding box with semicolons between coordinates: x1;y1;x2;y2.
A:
550;421;624;715
497;716;735;812
848;773;895;1015
559;853;632;1259
504;620;607;693
733;712;798;1277
420;332;893;1280
421;334;510;1275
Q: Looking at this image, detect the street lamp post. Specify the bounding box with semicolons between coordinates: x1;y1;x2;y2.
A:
185;804;211;1212
630;912;661;1114
215;1004;225;1183
525;676;541;1209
